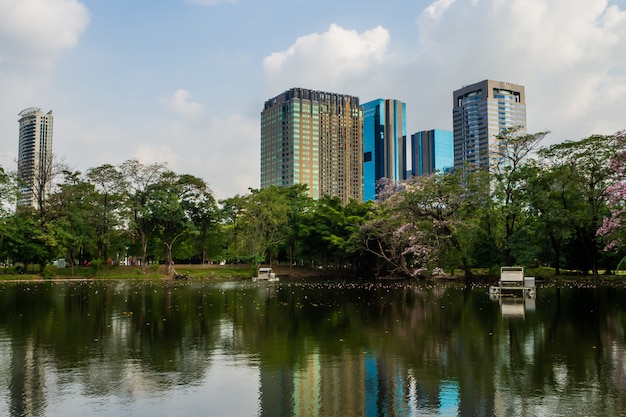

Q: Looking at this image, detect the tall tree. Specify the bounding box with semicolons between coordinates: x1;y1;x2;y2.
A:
230;187;290;265
183;188;220;265
145;172;207;275
539;134;619;277
120;159;168;273
518;161;577;274
86;164;126;262
49;170;97;274
491;127;549;264
597;131;626;268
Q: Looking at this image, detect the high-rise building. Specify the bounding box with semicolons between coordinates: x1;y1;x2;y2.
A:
17;107;54;208
261;88;363;203
453;80;526;171
362;99;406;201
410;129;454;177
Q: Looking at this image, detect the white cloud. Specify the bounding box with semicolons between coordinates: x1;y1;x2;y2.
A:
263;23;392;94
161;89;206;120
411;0;626;141
0;0;90;175
0;0;90;72
423;0;457;20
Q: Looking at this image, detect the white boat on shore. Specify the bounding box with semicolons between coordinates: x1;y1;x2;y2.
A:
253;267;279;281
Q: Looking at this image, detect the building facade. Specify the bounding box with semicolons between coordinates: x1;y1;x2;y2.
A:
452;80;526;171
410;129;454;177
362;99;406;201
17;107;54;208
261;88;363;203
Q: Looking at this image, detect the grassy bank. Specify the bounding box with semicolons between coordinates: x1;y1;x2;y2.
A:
0;263;623;281
0;264;257;281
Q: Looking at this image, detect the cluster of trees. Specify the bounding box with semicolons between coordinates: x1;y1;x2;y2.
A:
0;129;624;279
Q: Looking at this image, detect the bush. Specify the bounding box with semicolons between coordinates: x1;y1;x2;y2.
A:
42;267;54;280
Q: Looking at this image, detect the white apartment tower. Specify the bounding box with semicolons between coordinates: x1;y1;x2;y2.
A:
17;107;54;208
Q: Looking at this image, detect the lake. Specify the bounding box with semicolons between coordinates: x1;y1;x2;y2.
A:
0;278;625;416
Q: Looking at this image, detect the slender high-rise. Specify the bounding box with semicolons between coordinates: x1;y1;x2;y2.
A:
362;99;406;201
17;107;54;208
453;80;526;171
261;88;363;203
410;129;454;177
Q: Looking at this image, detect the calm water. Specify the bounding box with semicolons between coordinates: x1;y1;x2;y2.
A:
0;278;625;417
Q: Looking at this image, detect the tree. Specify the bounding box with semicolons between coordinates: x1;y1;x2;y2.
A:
145;172;207;275
0;166;18;271
120;159;168;273
86;164;126;262
48;170;97;275
539;134;620;277
517;161;577;274
491;127;549;265
183;188;220;264
361;172;478;279
597;131;626;268
298;195;371;271
230;187;290;264
3;210;58;273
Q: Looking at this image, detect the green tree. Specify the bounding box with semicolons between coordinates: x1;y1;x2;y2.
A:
48;170;97;275
3;210;57;273
298;195;370;271
120;159;168;273
491;127;549;265
538;134;619;277
145;172;207;275
230;187;290;264
183;188;220;264
86;164;126;263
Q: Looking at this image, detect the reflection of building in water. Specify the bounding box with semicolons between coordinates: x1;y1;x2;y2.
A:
259;367;294;417
9;337;46;417
258;350;460;415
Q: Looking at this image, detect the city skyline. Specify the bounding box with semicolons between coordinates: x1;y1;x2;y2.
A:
1;0;625;200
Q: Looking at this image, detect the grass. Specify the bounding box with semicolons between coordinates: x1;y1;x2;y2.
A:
1;263;624;282
0;264;256;281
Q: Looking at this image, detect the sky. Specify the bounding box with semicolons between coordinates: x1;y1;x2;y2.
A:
1;0;625;200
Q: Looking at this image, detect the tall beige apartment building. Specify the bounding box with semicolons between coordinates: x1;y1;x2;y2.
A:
261;88;363;203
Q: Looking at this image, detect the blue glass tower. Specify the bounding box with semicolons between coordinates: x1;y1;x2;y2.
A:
362;99;406;201
410;129;454;176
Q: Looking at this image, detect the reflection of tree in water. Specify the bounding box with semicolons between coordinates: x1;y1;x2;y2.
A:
0;281;237;412
2;281;626;415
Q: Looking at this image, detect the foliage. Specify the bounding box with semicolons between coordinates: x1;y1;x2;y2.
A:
1;125;625;280
361;172;478;278
539;133;620;276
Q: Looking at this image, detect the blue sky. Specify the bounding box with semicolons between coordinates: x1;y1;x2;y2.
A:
1;0;625;199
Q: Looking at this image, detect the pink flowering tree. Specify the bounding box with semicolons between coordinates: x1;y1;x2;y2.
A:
361;172;480;279
597;131;626;262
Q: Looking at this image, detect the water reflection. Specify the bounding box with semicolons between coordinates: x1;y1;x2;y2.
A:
1;280;626;416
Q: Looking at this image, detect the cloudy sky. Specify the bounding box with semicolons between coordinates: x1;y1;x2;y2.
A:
1;0;625;199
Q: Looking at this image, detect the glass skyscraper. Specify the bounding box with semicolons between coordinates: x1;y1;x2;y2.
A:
260;88;363;204
410;129;454;177
452;80;526;171
362;99;406;201
17;107;54;208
